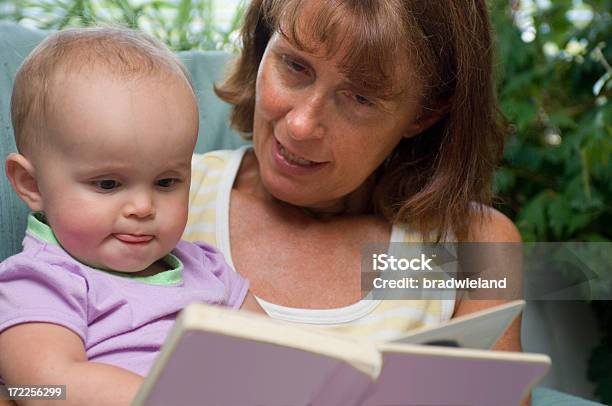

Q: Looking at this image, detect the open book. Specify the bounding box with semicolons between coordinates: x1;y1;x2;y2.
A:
134;300;550;406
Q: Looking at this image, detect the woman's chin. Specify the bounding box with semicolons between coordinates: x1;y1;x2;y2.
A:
261;176;314;207
265;183;309;207
261;177;348;214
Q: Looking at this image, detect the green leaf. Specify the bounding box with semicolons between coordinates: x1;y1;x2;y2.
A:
517;192;552;240
548;112;578;129
494;167;516;193
547;196;572;239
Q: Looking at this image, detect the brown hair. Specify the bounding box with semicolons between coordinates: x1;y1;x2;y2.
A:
216;0;507;240
11;26;193;156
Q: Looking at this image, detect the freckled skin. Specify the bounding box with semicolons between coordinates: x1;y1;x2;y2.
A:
252;32;424;213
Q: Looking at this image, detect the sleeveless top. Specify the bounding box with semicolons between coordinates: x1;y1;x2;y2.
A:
184;147;455;341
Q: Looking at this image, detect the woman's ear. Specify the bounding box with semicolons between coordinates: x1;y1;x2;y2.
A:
403;102;451;138
5;153;44;212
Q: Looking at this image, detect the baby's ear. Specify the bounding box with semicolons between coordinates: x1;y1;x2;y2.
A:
5;153;44;212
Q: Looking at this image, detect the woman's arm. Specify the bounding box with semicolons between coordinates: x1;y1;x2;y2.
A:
453;206;523;352
0;323;142;406
453;207;530;405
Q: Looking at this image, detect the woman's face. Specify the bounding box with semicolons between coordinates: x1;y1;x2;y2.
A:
252;30;424;212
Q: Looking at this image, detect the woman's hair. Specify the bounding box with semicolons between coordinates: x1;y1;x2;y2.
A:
216;0;508;240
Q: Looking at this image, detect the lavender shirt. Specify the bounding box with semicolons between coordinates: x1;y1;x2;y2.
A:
0;214;248;377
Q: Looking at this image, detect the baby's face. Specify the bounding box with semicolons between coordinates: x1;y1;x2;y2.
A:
33;70;198;273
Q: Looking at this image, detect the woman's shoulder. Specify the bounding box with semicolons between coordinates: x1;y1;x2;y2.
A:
466;204;521;243
192;147;247;171
388;205;521;243
191;147;250;193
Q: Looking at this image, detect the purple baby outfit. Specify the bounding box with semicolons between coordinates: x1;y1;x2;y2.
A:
0;215;248;378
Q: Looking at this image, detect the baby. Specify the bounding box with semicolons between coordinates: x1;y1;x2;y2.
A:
0;27;261;404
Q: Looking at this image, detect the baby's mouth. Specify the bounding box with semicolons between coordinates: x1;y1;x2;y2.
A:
113;234;154;244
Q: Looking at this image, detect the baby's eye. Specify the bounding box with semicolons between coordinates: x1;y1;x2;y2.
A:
156;178;178;188
93;180;120;190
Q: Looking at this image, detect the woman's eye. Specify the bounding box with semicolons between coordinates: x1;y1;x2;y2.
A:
282;55;306;74
156;178;178;188
354;94;374;107
341;90;376;110
93;180;119;190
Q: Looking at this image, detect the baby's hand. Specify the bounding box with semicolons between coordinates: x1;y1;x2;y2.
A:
0;323;142;406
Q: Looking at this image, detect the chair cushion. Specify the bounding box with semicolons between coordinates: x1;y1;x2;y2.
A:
533;387;604;406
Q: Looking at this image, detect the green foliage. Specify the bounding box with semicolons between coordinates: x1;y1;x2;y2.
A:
0;0;246;51
490;1;611;402
490;0;611;244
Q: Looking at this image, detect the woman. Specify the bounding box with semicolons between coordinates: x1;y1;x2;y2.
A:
185;0;521;350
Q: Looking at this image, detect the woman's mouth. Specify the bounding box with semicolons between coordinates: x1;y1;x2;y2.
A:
278;143;316;166
273;139;327;170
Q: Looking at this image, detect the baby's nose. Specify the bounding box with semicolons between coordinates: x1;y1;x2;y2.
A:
124;191;155;219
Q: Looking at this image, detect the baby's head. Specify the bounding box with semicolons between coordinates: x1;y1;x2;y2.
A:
7;27;199;273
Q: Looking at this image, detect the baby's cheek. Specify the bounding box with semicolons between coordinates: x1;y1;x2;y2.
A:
160;202;188;244
50;208;108;254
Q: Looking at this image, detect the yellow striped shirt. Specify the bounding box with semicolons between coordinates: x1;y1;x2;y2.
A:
185;147;455;341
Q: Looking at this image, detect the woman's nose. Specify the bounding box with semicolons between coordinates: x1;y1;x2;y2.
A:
285;94;325;141
123;190;155;219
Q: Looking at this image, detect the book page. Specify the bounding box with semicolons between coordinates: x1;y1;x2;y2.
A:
390;300;525;348
365;343;550;406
